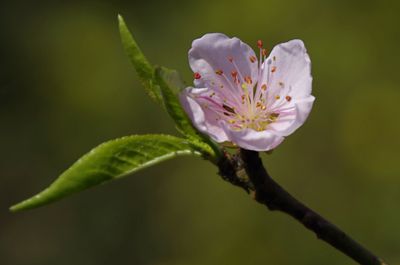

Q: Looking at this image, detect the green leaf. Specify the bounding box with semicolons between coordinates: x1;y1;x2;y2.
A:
155;66;223;161
118;14;162;104
10;135;201;212
155;66;197;137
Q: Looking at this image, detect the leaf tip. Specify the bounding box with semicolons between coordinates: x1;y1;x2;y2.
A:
117;14;125;25
9;201;28;213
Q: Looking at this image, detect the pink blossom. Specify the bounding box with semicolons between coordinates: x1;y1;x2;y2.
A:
180;33;315;151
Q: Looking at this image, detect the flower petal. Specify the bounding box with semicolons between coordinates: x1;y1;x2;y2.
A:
180;87;229;142
189;33;258;91
269;95;315;136
221;122;285;151
261;39;312;100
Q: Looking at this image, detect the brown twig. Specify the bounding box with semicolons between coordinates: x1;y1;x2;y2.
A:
217;149;387;265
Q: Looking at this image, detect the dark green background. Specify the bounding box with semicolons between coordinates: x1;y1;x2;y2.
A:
1;1;399;264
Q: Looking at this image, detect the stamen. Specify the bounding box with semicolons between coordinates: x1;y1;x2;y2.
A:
249;56;257;63
194;72;201;79
271;66;277;73
261;84;267;91
275;95;281;100
262;49;268;57
257;40;263;48
285;96;292;102
231;71;238;83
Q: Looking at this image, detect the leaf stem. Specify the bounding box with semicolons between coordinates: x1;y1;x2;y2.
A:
218;149;388;265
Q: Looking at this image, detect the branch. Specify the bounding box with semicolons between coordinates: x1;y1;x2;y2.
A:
217;149;387;265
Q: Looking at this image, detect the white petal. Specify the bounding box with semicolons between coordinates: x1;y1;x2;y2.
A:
261;39;312;99
189;33;258;91
180;87;229;142
221;122;285;151
269;96;315;136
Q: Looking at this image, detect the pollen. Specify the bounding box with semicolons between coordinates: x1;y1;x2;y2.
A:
194;72;201;79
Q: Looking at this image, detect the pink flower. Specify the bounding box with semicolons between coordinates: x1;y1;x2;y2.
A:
180;33;315;151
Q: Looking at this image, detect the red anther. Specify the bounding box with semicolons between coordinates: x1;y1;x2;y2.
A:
271;66;277;73
194;72;201;79
249;56;257;63
285;96;292;102
228;56;234;62
257;40;263;48
231;70;238;77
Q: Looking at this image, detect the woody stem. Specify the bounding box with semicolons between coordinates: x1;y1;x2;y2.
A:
217;149;387;265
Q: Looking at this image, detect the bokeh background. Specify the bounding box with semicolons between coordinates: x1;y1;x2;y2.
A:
1;0;399;264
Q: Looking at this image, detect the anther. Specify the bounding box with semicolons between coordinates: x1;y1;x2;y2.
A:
215;69;223;75
261;84;267;91
275;95;281;100
257;40;263;48
244;76;252;84
194;72;201;79
249;56;257;63
271;66;277;73
270;112;279;121
285;96;292;102
228;56;234;62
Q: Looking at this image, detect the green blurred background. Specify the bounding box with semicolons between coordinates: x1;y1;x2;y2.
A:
1;0;399;264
